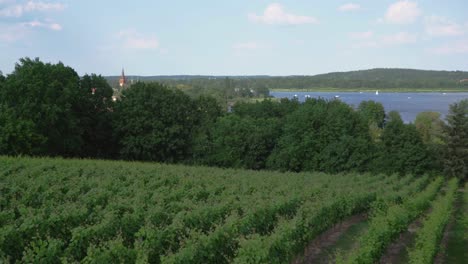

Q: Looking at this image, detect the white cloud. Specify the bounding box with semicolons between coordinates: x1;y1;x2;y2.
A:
381;32;417;45
117;30;159;50
428;39;468;54
22;19;62;30
0;1;65;17
49;22;60;30
0;18;60;43
339;3;361;12
384;1;421;24
248;3;318;25
0;23;28;42
425;16;465;37
348;31;373;39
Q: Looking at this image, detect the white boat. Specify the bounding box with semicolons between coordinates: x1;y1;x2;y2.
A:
376;90;379;95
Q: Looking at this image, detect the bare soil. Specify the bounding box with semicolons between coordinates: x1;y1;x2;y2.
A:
291;214;367;264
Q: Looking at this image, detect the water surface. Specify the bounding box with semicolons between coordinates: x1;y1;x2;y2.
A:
270;91;468;123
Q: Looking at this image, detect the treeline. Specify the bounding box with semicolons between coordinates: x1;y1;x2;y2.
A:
110;76;271;108
1;59;467;179
106;68;468;91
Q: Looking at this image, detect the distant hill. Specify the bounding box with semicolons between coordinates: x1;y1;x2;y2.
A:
104;68;468;91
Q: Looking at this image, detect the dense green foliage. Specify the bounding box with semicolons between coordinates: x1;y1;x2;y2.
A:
113;82;198;162
0;157;428;263
266;99;373;173
0;58;82;156
407;178;458;264
106;68;468;91
1;59;465;263
371;111;431;175
443;99;468;180
414;112;444;145
233;174;430;264
78;74;116;158
0;58;114;158
340;177;444;263
2;58;465;176
195;115;281;170
358;100;386;128
444;183;468;263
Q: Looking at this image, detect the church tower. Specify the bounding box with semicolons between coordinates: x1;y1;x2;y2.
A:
119;68;126;88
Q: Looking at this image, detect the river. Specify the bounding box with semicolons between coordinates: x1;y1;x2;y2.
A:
270;91;468;123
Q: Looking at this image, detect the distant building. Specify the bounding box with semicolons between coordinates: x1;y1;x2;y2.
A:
119;68;127;88
459;79;468;83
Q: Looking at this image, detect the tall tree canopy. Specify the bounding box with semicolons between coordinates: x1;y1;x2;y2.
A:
198;115;281;170
414;112;444;145
78;74;115;158
444;99;468;180
113;82;197;162
233;98;300;120
372;111;431;175
358;100;386;128
267;98;373;173
0;58;83;156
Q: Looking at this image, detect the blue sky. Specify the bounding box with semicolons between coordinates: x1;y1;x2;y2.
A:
1;0;468;76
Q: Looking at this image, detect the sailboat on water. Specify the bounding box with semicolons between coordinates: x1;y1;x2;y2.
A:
376;90;379;95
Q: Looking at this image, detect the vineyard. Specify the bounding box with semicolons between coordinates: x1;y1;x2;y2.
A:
0;157;465;263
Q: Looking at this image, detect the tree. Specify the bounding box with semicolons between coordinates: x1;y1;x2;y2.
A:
0;103;46;155
194;95;222;126
113;82;197;162
414;111;445;173
233;98;299;119
358;100;385;127
358;100;386;142
77;74;116;158
0;58;84;156
414;112;444;145
199;115;280;170
444;99;468;180
372;111;431;175
267;98;373;173
191;95;223;164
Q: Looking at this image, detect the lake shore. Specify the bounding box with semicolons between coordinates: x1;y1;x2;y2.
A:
270;88;468;93
270;91;468;123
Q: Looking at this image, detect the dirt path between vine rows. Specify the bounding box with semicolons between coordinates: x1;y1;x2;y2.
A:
379;207;433;264
291;213;367;264
434;188;464;264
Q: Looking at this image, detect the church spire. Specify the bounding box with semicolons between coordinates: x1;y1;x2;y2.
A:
119;68;126;88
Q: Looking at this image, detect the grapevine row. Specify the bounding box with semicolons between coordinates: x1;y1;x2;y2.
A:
407;178;459;264
339;177;444;264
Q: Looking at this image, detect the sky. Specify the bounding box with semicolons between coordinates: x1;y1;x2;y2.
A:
1;0;468;76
